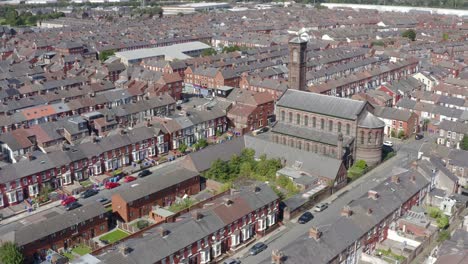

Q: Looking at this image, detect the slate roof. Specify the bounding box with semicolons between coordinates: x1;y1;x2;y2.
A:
263;169;429;264
271;122;354;147
374;106;413;122
115;163;199;203
99;183;277;264
3;203;106;246
277;89;366;120
358;111;385;129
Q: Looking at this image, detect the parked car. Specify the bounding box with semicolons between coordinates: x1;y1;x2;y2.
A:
97;197;109;204
298;211;313;224
124;176;137;183
138;169;151;178
65;201;81;211
313;203;328;212
415;134;424;140
61;196;77;206
223;259;241;264
383;141;393;147
105;182;120;189
253;127;269;136
249;242;267;255
80;189;98;199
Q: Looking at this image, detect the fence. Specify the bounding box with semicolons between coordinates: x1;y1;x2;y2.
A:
117;221;139;234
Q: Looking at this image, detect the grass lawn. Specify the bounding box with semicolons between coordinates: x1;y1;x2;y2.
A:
79;180;93;188
99;229;130;244
72;245;92;256
62;252;74;260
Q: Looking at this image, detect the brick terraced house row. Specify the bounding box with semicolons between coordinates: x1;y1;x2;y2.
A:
0;203;109;263
98;183;279;264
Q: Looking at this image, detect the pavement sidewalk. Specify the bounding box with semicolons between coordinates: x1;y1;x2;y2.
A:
0;199;62;226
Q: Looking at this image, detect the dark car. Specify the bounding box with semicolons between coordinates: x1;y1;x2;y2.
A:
138;169;151;178
65;201;81;211
249;242;267;255
96;197;109;204
80;189;98;199
223;259;241;264
415;134;424;140
298;211;313;224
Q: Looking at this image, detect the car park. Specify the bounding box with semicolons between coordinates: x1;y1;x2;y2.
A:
249;242;267;255
313;203;328;212
298;211;313;224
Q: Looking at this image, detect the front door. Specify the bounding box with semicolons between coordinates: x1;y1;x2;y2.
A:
17;189;23;202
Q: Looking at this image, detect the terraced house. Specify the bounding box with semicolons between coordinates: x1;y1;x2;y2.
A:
98;183;279;264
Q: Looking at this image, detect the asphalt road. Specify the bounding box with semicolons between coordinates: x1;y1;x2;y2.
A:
235;136;428;264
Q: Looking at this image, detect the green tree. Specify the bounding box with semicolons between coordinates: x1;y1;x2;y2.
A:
402;29;416;41
390;129;397;138
461;135;468;151
442;32;449;41
201;48;217;57
437;215;449;230
438;230;451;242
99;50;115;62
222;45;242;53
0;242;24;264
427;207;442;219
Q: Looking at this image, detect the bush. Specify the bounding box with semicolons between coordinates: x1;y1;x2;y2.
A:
390;129;396;138
397;130;405;139
427;206;442;218
438;230;451;242
178;143;188;153
136;220;149;229
354;160;367;170
437;215;449;230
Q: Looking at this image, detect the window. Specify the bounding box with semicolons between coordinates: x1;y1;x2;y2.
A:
306;143;310;152
338;122;342;133
329;120;333;132
282;137;286;145
258;218;266;231
304;116;309;126
312;117;316;128
288;112;293;123
231;233;240;247
346;124;350;135
200;249;211;264
321;119;325;129
242;226;251;241
267;214;276;226
296;114;300;125
297;141;302;150
212;242;222;258
361;131;365;144
28;184;39;196
368;132;372;144
6;191;16;204
0;195;3;207
280;111;285;121
100;225;105;231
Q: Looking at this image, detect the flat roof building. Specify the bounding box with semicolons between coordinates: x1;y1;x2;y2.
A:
114;41;211;66
162;2;230;15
